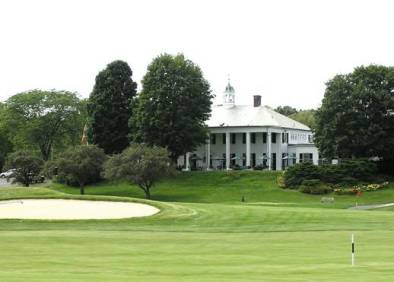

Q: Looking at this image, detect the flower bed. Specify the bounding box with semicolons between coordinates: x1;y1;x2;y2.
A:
333;182;389;195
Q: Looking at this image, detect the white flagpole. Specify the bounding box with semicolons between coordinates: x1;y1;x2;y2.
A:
351;234;355;266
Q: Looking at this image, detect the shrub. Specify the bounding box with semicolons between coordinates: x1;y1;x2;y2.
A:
283;162;321;187
338;160;377;180
319;164;344;184
301;179;321;187
276;173;286;188
377;158;394;176
45;145;107;194
253;164;265;170
333;187;360;195
285;160;380;188
4;150;44;187
299;185;332;195
339;176;358;185
333;182;388;195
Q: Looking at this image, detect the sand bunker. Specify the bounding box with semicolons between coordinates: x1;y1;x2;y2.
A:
0;199;159;220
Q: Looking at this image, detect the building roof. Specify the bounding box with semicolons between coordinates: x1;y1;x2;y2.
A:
206;104;311;131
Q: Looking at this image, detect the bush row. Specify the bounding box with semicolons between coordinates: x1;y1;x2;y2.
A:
283;161;378;188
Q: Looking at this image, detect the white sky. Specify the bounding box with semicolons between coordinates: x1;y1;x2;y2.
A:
1;0;394;109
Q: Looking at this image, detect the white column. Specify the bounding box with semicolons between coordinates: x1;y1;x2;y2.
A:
206;135;211;171
226;132;231;170
185;152;190;171
278;132;283;171
267;131;272;170
246;132;251;167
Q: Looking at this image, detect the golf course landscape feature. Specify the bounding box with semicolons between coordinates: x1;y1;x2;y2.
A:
0;199;159;219
0;171;393;281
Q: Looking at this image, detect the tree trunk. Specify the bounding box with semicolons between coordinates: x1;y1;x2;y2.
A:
25;175;29;187
144;188;151;199
80;184;85;195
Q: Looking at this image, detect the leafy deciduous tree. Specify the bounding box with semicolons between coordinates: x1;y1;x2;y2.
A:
104;144;175;199
0;103;13;171
275;105;298;116
130;54;213;162
315;65;394;159
289;109;316;129
3;90;83;161
5;150;43;187
46;145;107;194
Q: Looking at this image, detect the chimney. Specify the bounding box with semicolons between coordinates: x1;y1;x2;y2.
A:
253;95;261;107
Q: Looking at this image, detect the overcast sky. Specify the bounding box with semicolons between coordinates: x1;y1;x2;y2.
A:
1;0;394;109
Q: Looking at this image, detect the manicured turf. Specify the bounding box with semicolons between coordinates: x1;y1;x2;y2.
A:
51;171;394;208
0;171;393;281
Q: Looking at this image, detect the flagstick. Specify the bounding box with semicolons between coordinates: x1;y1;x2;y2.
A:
351;234;355;266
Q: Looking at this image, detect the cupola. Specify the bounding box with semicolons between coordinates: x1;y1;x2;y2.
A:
223;80;235;108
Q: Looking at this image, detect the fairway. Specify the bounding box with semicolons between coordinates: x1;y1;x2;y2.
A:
0;171;393;281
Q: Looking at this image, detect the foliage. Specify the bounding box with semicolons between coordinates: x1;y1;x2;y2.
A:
275;105;298;116
315;65;394;159
45;145;106;194
299;185;332;195
104;144;175;199
3;90;84;161
284;160;378;189
4;150;43;187
283;162;321;187
336;160;377;181
0;103;13;172
276;173;286;188
298;179;332;194
88;60;137;154
289;109;316;129
130;53;213;162
377;158;394;176
253;164;265;170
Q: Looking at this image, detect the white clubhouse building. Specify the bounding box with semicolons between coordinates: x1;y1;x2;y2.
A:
178;82;319;171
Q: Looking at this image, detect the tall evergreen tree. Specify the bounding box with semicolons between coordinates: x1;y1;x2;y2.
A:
130;54;213;162
88;60;137;154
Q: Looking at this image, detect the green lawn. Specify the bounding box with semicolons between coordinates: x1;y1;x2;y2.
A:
0;171;393;281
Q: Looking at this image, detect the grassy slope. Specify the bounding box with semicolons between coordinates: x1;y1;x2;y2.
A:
0;171;393;281
52;171;394;208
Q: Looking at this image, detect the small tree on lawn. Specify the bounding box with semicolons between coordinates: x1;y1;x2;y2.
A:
47;145;106;195
104;144;175;199
5;150;43;187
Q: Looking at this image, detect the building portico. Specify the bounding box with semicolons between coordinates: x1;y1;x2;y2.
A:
178;81;319;171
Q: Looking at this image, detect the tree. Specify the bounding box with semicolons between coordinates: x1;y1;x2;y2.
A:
5;150;43;187
88;60;137;154
130;54;213;162
289;109;316;129
0;103;13;172
315;65;394;159
275;105;298;116
3;90;84;161
104;144;175;199
46;145;106;194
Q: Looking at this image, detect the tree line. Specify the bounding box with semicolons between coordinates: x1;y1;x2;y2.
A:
0;54;213;172
1;59;393;185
